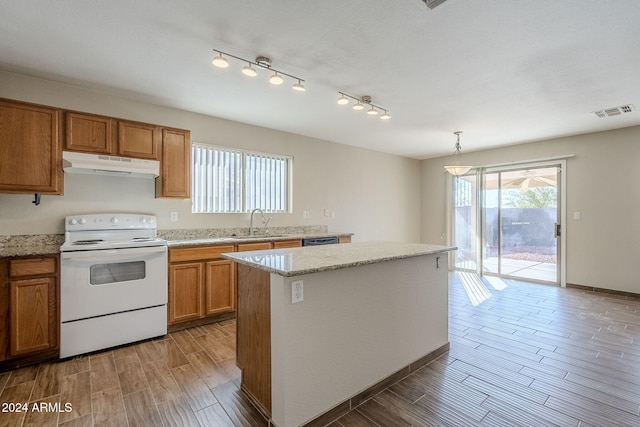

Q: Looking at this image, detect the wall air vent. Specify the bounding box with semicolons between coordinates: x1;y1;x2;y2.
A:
421;0;449;10
592;104;635;118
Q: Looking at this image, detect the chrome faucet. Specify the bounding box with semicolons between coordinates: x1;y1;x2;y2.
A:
249;208;272;236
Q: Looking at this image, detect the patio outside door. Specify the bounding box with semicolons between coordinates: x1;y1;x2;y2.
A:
482;166;560;284
452;162;563;285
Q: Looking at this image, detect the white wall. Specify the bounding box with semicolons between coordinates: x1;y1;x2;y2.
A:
421;125;640;293
0;71;421;242
270;254;448;426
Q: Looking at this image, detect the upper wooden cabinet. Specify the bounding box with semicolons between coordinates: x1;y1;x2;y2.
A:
118;120;161;160
65;112;161;160
156;128;191;198
0;99;62;194
65;112;115;154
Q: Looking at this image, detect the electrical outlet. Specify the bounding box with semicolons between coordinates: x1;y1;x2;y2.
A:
291;280;304;304
324;208;330;217
303;211;310;219
170;212;178;222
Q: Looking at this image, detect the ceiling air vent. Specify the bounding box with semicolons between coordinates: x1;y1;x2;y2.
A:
592;104;635;118
421;0;449;10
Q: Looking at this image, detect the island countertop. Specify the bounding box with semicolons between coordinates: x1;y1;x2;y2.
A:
221;241;456;277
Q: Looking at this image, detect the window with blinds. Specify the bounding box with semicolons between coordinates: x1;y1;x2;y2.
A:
192;144;292;213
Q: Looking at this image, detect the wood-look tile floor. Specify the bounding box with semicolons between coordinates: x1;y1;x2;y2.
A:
330;272;640;427
1;274;640;426
0;319;268;427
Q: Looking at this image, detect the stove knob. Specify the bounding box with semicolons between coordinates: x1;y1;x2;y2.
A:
140;217;147;224
147;217;155;224
111;217;119;224
69;218;78;225
80;218;87;224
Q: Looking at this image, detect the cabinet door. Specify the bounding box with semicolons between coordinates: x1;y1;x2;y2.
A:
338;236;351;244
117;120;161;160
0;99;62;194
156;128;191;198
9;277;57;356
204;260;235;316
168;262;203;324
65;112;114;154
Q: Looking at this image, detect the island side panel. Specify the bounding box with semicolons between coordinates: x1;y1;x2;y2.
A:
270;253;449;427
236;263;272;417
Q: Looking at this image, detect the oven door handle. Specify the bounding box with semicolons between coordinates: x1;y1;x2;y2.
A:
61;246;167;260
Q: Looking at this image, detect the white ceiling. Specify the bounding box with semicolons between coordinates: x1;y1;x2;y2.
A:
1;0;639;159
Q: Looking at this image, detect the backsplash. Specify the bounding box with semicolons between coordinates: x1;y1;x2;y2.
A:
157;225;328;240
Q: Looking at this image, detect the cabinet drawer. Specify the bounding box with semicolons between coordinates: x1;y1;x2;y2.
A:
236;242;272;252
169;245;235;263
9;258;56;278
272;240;302;249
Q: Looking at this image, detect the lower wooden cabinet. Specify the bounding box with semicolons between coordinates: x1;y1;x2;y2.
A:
0;256;59;365
10;277;56;356
168;245;235;326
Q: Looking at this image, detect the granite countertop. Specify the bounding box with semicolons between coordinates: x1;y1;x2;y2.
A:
0;228;353;257
222;241;457;277
167;232;352;247
0;234;65;258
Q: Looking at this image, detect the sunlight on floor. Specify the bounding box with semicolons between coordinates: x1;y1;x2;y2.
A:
485;275;508;291
457;271;492;306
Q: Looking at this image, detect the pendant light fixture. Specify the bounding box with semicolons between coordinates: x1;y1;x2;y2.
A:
444;131;473;176
211;49;305;92
337;92;390;120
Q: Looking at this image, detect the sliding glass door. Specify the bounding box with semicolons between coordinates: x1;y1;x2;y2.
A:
452;174;478;271
452;162;563;285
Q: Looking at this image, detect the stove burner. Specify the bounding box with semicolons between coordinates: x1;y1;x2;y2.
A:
73;239;104;245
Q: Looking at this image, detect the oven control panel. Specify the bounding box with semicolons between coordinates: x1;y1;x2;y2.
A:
65;214;157;231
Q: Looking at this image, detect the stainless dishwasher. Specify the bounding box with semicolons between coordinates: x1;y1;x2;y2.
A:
302;236;338;246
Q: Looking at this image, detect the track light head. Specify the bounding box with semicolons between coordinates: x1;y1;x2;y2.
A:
242;64;257;77
269;73;284;85
212;53;229;68
292;81;306;92
337;94;349;105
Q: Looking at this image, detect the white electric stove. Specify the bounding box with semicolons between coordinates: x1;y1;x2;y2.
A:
60;213;168;358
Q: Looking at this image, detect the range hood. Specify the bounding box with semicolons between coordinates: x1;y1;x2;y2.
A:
62;151;160;178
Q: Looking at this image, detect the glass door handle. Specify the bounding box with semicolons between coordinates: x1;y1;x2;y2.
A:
554;223;561;238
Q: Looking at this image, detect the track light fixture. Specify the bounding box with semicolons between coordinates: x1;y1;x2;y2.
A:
337;92;390;120
211;49;305;92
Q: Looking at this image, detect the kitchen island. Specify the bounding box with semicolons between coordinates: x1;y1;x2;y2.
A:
223;241;456;427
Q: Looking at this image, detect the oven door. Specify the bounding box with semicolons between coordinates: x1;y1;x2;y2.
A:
61;246;167;322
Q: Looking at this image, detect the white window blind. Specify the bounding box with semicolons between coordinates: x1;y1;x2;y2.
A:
192;144;291;213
